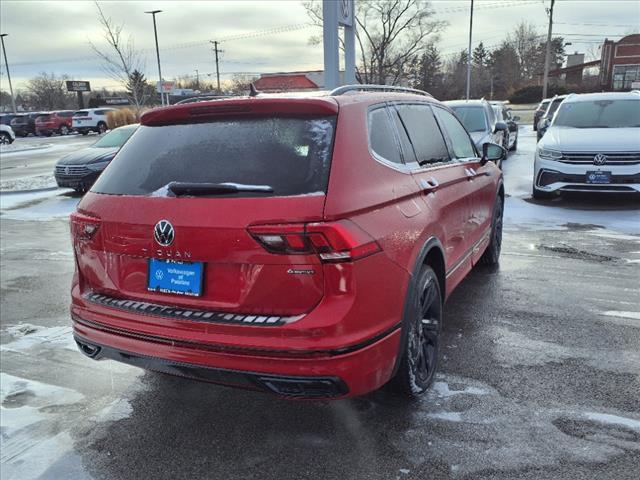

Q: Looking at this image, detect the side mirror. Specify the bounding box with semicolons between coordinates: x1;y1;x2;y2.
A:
494;121;508;133
538;118;550;130
480;142;507;166
512;116;520;122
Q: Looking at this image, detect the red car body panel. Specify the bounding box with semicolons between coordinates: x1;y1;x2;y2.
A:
70;92;502;398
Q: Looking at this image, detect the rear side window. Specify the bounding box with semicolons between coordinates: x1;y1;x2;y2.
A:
74;111;89;116
369;108;402;164
59;111;74;118
433;107;476;159
394;104;449;165
92;116;336;197
449;106;487;132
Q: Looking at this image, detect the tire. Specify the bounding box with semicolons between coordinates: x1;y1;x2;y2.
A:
0;132;12;145
81;130;88;136
59;125;69;136
97;122;107;134
532;186;553;200
392;265;443;397
480;197;503;266
509;135;518;151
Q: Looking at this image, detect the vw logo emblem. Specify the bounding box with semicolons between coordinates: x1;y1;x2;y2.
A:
593;153;607;166
154;220;175;246
65;166;70;175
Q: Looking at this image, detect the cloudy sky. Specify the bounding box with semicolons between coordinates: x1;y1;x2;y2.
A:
1;0;638;91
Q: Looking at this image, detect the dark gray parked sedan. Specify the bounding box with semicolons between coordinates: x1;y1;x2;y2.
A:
54;124;138;192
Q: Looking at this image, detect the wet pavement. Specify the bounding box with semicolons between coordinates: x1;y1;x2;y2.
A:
1;128;639;479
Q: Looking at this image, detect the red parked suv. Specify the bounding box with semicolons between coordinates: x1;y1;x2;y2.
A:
70;85;506;399
35;110;75;136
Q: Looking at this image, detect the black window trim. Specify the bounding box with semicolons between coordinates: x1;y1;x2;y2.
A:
387;100;455;172
366;103;415;174
431;104;480;163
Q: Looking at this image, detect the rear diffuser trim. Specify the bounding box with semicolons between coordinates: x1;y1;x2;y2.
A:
83;292;301;326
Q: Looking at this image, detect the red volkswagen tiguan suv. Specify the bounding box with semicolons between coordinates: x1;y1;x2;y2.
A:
70;85;506;399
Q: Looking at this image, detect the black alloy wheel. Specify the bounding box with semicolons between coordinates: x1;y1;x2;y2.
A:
480;198;503;265
394;266;442;396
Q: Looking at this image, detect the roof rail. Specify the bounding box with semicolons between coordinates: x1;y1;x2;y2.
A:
330;84;432;97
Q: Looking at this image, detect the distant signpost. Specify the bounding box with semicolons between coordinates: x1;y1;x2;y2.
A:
66;80;91;109
66;81;91;92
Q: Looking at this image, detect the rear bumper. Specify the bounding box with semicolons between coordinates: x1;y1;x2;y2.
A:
72;313;401;399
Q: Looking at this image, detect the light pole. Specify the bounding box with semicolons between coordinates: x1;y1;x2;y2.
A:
465;0;474;100
542;0;556;100
0;34;17;113
145;10;165;106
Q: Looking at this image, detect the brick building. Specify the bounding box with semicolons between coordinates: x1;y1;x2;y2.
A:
600;34;640;91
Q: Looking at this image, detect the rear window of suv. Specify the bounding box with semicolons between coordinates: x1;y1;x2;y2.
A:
91;116;336;197
449;106;487;132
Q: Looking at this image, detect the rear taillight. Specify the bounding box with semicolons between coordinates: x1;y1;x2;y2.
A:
70;212;101;241
248;220;381;263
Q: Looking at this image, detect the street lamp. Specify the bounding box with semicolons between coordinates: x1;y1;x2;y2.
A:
145;10;165;106
0;34;17;113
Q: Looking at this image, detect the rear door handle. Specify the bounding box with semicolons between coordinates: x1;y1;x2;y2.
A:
465;168;477;179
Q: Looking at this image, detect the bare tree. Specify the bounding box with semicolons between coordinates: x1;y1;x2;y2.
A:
25;73;75;110
90;1;150;109
226;74;258;95
304;0;445;85
506;22;539;83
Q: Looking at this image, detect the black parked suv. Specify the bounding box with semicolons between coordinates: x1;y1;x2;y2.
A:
0;113;19;126
10;112;44;137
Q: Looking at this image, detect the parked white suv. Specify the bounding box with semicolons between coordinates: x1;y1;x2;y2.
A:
533;91;640;198
0;124;16;145
72;108;116;135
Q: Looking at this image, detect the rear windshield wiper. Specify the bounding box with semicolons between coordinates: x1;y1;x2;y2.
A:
167;182;274;196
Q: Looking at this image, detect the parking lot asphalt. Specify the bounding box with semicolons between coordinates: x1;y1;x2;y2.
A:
1;128;639;480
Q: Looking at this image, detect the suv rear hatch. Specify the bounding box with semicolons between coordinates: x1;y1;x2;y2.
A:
74;98;339;317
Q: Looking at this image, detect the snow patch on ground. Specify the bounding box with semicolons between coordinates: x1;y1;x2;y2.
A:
399;374;640;477
504;197;640;235
430;381;488;398
0;143;53;154
0;190;79;221
0;174;58;193
601;311;640;321
426;412;463;422
586;412;640;431
0;373;84;480
2;324;77;353
491;326;640;373
91;398;134;423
